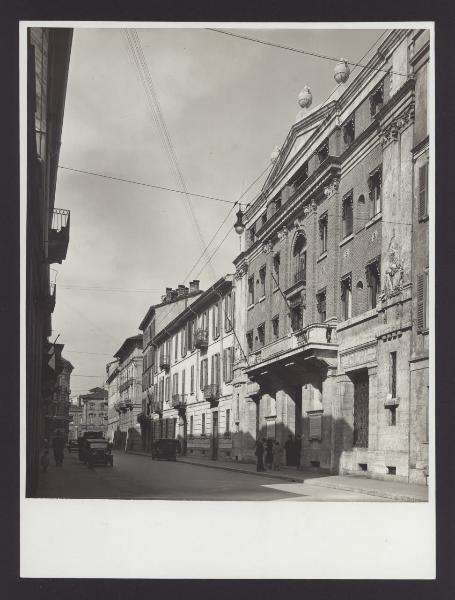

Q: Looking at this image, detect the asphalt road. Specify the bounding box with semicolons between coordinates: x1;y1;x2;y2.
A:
37;450;388;501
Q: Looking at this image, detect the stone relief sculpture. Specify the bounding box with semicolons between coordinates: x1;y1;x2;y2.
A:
381;239;404;300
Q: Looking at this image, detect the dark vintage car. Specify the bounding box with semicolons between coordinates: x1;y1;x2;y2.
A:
78;431;105;461
85;439;113;468
151;438;180;461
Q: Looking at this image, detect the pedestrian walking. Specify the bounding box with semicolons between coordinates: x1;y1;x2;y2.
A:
52;432;65;466
272;441;282;470
255;438;265;472
265;439;274;469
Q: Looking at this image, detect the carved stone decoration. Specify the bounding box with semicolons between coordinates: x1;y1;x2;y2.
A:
262;240;273;254
380;240;405;300
379;103;416;147
344;248;350;259
371;230;378;243
234;263;248;280
323;177;340;198
277;226;288;241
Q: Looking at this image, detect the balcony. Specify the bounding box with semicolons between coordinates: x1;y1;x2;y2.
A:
245;323;338;377
114;400;127;413
194;329;209;350
151;399;163;415
48;208;70;264
293;269;306;285
119;378;136;393
159;354;170;371
171;394;188;409
203;384;220;402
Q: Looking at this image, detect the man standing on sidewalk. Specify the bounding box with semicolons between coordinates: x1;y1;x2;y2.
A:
255;438;265;472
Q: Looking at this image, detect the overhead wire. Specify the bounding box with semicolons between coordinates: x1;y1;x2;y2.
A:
125;28;216;281
57;166;237;204
206;28;407;76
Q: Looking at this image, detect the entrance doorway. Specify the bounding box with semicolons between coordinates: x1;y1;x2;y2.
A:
353;370;369;448
211;411;218;460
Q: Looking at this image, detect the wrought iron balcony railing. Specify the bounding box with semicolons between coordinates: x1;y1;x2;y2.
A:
203;384;220;401
159;354;170;371
171;394;188;409
48;208;70;264
194;329;209;349
293;268;307;285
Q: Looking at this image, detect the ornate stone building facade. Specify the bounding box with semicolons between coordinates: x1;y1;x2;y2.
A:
44;357;73;442
231;28;430;484
79;387;108;437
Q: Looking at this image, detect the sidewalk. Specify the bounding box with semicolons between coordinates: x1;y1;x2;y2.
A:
128;450;428;501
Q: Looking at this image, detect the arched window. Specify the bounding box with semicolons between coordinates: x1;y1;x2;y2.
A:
293;233;307;285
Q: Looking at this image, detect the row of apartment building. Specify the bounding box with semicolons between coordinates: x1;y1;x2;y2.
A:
105;28;430;484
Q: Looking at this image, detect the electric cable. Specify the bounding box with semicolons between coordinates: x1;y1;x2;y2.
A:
206;29;407;76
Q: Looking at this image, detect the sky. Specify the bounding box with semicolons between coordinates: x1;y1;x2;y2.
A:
51;25;386;397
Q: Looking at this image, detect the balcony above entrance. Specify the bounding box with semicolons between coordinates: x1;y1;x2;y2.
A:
246;322;338;379
171;394;187;409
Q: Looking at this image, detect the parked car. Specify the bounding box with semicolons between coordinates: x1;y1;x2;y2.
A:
151;439;179;461
67;439;78;453
78;431;104;461
86;439;113;468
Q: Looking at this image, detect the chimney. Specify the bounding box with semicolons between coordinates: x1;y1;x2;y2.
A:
171;289;178;300
177;284;186;297
165;287;172;302
189;280;200;293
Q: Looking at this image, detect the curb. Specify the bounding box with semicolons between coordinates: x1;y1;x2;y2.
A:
125;451;426;501
302;479;425;502
126;450;304;483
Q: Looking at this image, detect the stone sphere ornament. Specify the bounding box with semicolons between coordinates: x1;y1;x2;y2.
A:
270;146;280;163
298;86;312;109
334;58;350;84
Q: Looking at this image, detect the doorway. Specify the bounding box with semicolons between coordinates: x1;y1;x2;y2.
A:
211;411;218;460
353;370;369;448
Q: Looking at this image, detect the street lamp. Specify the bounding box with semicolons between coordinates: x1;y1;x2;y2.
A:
233;208;245;235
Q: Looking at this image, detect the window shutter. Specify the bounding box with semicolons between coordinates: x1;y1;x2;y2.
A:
230;347;234;380
200;361;204;390
417;273;425;331
418;163;428;219
211;355;215;385
223;349;227;382
182;369;185;396
191;365;194;393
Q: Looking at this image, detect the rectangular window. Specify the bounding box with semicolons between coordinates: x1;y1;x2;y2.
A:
417;270;429;332
187;320;193;351
226;409;231;434
212;302;220;339
261;212;267;228
246;330;253;352
259;266;266;298
257;323;265;348
293;161;308;188
248;276;255;306
319;213;328;254
369;83;384;117
290;303;303;331
389;352;397;399
368;167;382;218
343;116;355;146
211;353;221;386
165;376;170;403
341;275;352;321
317;289;327;323
200;358;208;390
202;413;206;435
190;415;194;436
366;258;381;309
190;365;194;393
248;225;256;246
418;161;429;220
172;372;179;395
181;327;187;356
274;197;282;212
388;406;397;426
342;192;353;237
224;291;234;332
272;253;280;288
316;139;329;164
272;315;279;340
